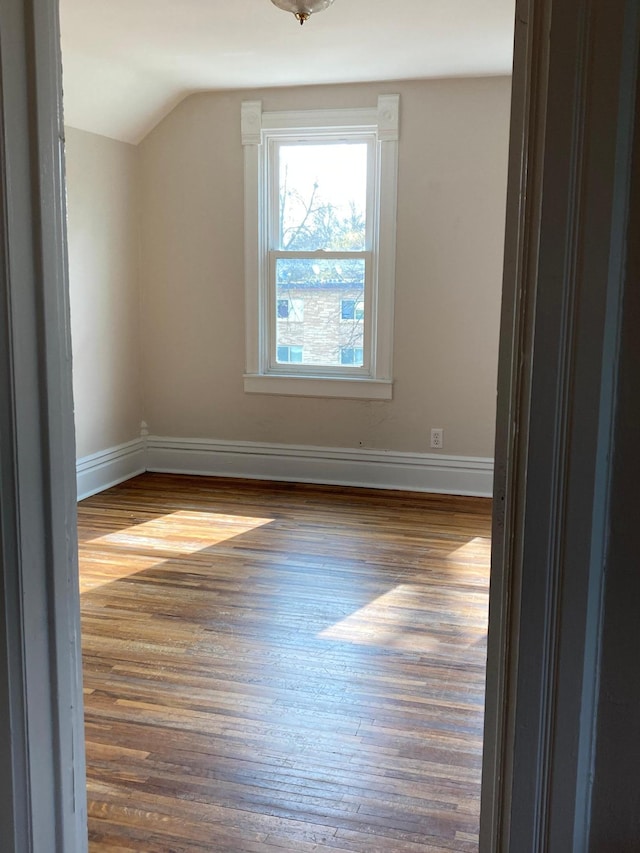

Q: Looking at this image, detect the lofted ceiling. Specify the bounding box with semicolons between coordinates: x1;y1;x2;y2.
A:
60;0;515;145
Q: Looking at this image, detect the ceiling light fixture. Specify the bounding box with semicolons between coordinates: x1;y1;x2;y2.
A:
270;0;336;26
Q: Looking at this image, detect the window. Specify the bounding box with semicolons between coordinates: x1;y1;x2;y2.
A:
242;95;399;400
277;297;304;321
340;347;364;366
277;345;303;363
341;298;365;321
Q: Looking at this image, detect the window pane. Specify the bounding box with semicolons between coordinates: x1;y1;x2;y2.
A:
340;347;364;366
341;299;355;320
276;297;305;321
276;345;304;363
278;143;367;251
277;298;289;319
276;258;365;367
341;298;364;321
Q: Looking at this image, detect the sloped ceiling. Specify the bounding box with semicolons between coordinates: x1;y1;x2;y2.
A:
60;0;515;144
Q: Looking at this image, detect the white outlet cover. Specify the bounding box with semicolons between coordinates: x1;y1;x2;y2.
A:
430;428;444;448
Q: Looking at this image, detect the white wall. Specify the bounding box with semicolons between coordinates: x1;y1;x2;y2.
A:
139;77;510;458
66;127;142;459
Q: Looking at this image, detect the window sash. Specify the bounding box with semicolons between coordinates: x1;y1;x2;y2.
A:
268;134;377;254
267;250;373;376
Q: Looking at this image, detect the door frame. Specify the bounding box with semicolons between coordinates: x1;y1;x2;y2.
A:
0;0;87;849
482;0;639;849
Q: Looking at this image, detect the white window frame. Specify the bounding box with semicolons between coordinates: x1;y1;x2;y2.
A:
242;95;399;400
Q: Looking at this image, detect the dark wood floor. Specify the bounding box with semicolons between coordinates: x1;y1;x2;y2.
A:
78;473;492;852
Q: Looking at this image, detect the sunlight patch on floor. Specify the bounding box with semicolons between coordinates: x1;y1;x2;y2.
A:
79;553;170;594
87;510;274;554
318;584;443;653
79;510;273;593
318;537;491;652
446;536;491;564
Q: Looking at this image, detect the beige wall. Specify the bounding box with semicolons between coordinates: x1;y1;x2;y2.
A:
66;127;142;458
66;76;508;461
139;78;510;457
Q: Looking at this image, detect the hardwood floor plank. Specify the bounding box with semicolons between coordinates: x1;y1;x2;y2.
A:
79;474;491;851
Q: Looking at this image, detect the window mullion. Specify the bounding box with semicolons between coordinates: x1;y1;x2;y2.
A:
271;250;370;261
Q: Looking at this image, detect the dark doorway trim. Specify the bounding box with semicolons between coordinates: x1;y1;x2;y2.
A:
0;0;87;850
482;0;639;849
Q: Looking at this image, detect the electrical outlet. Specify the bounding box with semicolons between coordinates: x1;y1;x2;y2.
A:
430;428;444;449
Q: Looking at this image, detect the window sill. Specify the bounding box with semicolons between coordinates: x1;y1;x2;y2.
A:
243;374;393;400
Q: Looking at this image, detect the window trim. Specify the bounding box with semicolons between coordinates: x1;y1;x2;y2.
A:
242;96;399;400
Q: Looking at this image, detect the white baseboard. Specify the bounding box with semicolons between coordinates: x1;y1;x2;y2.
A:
77;436;494;500
146;436;494;498
76;438;146;501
